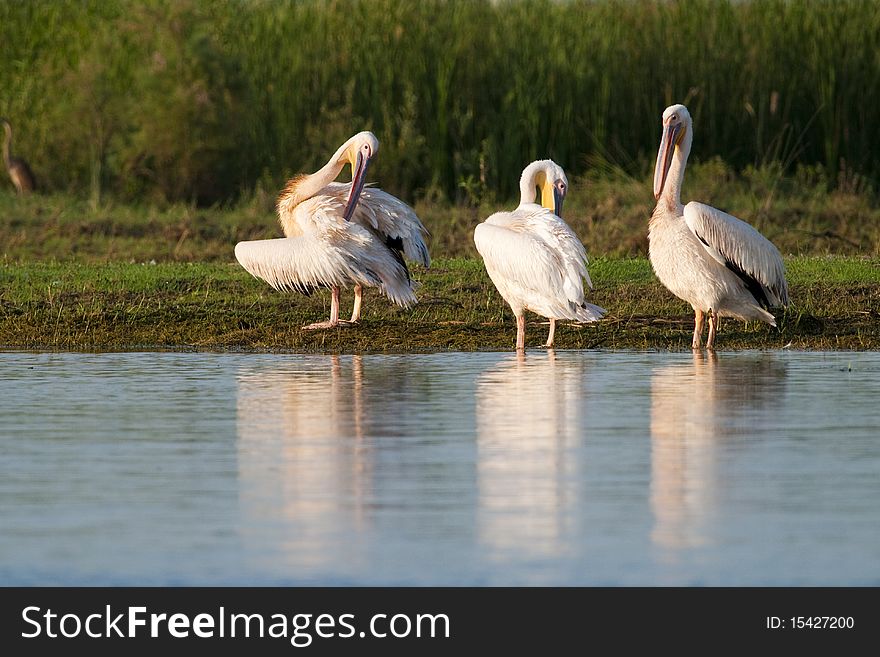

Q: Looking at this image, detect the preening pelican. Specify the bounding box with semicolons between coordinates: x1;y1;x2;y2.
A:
650;104;789;349
474;159;605;351
235;131;430;329
2;119;36;195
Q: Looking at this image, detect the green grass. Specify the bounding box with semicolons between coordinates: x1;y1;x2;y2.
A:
2;256;878;352
2;170;879;352
3;156;880;266
2;0;880;204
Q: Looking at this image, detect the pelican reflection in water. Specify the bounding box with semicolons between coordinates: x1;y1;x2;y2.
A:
475;351;588;566
236;355;371;574
649;352;787;557
235;354;476;580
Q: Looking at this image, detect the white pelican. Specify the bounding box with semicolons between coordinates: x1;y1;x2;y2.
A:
650;104;789;349
235;131;430;329
474;159;605;351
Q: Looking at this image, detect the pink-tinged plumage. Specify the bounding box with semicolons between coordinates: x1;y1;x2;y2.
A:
649;104;789;349
234;131;430;329
474;160;605;351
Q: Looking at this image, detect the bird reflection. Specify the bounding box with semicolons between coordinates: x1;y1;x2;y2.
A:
475;350;587;563
649;351;787;556
236;355;371;573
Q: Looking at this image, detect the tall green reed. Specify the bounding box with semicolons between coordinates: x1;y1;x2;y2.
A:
0;0;877;205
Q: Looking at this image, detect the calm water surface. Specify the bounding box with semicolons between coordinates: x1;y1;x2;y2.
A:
1;349;878;585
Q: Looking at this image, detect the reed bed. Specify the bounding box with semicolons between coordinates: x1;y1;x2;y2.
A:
1;0;878;205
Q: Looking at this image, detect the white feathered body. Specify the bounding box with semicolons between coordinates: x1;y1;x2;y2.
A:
474;203;605;321
649;201;789;325
236;181;429;308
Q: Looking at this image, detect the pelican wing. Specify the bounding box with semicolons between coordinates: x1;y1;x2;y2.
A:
684;202;790;307
323;182;430;267
524;208;594;292
235;236;372;294
474;206;604;322
235;213;417;307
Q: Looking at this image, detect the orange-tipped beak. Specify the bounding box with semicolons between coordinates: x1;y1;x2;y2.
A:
653;122;681;200
343;151;371;222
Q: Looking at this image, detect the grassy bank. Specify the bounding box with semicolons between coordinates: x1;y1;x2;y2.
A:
3;157;879;265
2;256;878;351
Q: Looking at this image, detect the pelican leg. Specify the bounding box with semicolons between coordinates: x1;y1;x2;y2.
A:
348;284;363;323
692;309;705;350
545;318;556;348
330;285;340;324
516;315;526;352
706;312;718;351
303;285;348;330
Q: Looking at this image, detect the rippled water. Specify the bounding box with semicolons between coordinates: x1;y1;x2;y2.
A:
1;349;878;585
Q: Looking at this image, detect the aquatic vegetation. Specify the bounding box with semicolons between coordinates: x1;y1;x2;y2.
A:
1;0;878;204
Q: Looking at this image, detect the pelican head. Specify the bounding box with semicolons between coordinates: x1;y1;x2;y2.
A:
653;104;692;200
520;159;568;218
338;131;379;221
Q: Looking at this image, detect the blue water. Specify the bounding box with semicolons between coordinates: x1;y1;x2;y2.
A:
1;349;878;585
